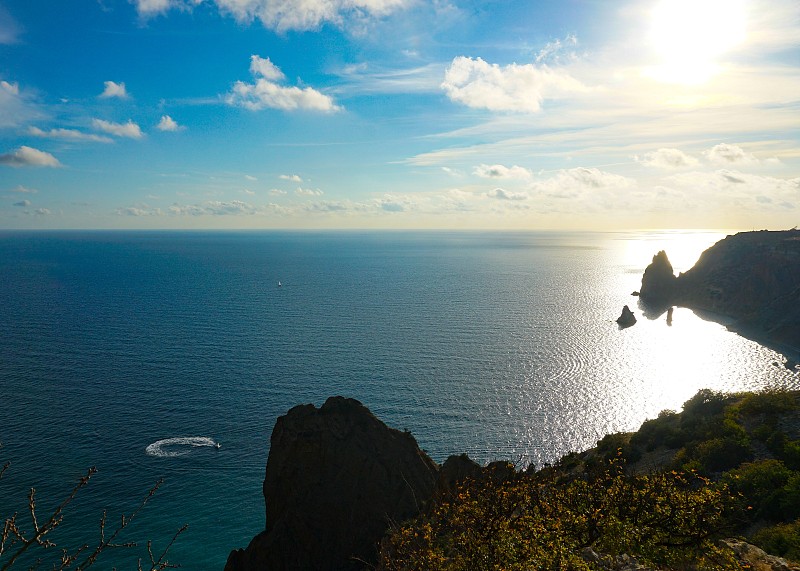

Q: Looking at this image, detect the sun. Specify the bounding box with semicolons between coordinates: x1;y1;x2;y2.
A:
646;0;747;85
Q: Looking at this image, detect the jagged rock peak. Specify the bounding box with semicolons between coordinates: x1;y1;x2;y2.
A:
225;396;439;571
639;250;677;303
616;305;637;327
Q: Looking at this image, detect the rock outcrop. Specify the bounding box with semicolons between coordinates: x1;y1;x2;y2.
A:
225;397;439;571
638;250;677;304
637;230;800;352
616;305;637;327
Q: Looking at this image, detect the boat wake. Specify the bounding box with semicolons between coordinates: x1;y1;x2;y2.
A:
145;436;219;458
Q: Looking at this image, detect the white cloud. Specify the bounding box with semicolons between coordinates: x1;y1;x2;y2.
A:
474;164;533;179
487;188;528;201
665;170;800;208
249;55;284;81
100;81;128;99
0;80;44;128
134;0;174;15
703;143;758;165
134;0;412;32
296;187;324;196
92;118;144;139
535;34;578;65
156;115;183;132
29;126;113;143
270;188;287;196
13;199;31;207
531;168;635;198
280;174;303;182
245;175;258;181
442;56;585;113
10;185;37;193
1;80;18;94
227;55;341;112
0;146;61;168
635;148;699;169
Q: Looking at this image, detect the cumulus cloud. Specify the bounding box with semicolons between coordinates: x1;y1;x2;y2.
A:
703;143;758;165
92;118;144;139
13;199;31;207
0;146;61;168
280;174;303;182
442;56;585;113
296;187;324;196
245;174;258;181
156;115;183;131
227;55;341;112
29;126;113;143
487;188;528;200
270;188;288;196
635;148;700;169
100;81;128;99
474;164;533;179
133;0;412;32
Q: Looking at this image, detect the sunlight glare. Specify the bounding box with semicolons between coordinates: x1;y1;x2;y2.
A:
647;0;747;85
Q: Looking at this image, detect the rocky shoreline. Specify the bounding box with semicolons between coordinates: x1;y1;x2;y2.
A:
637;229;800;361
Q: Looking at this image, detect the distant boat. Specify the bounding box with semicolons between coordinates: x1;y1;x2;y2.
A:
278;281;282;287
215;442;221;449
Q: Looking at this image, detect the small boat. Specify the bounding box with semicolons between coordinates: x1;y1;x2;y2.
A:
277;281;282;287
215;442;221;449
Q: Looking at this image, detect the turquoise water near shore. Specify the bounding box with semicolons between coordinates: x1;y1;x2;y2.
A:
1;230;797;569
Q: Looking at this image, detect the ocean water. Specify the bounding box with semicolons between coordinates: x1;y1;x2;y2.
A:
0;230;797;569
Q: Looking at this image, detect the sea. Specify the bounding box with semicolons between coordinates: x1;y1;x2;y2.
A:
1;229;798;569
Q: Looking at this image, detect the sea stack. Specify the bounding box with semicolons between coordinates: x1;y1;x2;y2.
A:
616;305;637;327
639;250;677;304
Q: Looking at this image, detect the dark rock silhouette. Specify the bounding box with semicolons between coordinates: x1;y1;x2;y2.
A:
225;397;439;571
639;250;677;304
616;305;637;327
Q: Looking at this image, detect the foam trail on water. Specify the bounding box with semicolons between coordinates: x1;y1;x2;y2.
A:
145;436;218;457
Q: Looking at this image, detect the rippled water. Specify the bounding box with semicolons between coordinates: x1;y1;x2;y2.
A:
0;230;796;569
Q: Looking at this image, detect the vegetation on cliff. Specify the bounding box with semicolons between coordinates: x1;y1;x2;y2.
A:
379;389;800;571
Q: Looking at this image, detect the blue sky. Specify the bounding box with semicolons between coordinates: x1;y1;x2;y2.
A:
1;0;798;230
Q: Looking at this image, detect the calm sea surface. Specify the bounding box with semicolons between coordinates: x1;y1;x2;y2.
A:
1;230;797;569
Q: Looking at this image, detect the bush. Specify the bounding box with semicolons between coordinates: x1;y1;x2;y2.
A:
379;457;740;571
751;520;800;561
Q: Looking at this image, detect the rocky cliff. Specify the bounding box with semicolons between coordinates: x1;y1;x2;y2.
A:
638;229;800;351
224;396;439;571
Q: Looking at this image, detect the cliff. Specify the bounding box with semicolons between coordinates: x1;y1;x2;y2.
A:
224;396;439;571
638;229;800;352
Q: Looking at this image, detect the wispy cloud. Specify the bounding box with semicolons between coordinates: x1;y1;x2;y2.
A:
487;188;528;201
0;146;61;168
92;118;144;139
635;148;699;169
226;55;341;112
29;126;113;143
280;174;303;182
442;56;585;113
133;0;413;33
296;187;323;196
99;80;128;99
10;185;37;193
13;199;31;207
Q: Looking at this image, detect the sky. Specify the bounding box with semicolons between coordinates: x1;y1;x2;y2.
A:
0;0;798;230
